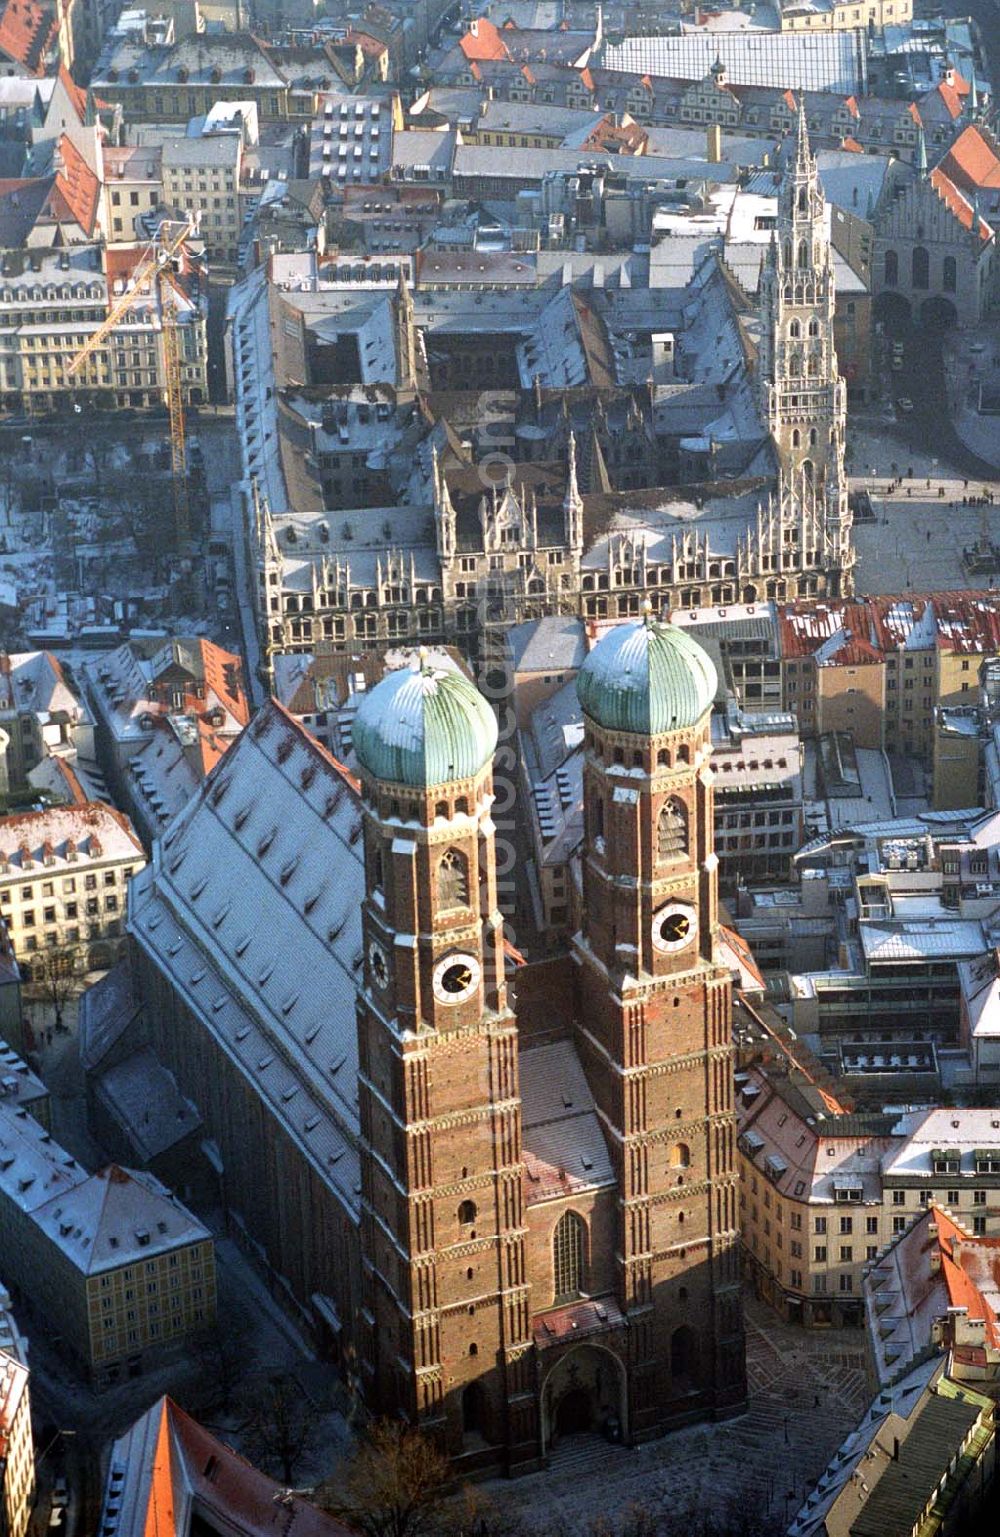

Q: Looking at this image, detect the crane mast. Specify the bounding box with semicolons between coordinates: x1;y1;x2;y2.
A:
67;219;194;547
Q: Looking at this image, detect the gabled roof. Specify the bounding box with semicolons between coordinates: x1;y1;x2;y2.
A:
54;63;88;124
459;17;511;63
930;165;993;242
925;70;969;122
32;1162;210;1275
939;123;1000;195
102;1396;354;1537
48;135;101;236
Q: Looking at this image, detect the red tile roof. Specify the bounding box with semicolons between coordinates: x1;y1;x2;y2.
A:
459;17;510;63
56;62;88;123
930;166;993;241
939;124;1000;195
0;0;56;75
49;135;100;235
935;71;969;121
931;1205;1000;1350
125;1397;354;1537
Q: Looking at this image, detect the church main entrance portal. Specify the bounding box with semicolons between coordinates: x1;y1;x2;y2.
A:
542;1342;627;1453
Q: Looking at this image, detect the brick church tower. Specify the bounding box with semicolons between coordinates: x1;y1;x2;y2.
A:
352;654;537;1466
349;625;744;1471
573;610;747;1434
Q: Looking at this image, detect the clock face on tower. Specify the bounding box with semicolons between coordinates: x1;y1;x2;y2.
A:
432;952;481;1005
368;939;390;991
652;902;697;955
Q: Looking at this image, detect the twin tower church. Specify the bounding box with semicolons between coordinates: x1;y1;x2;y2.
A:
128;611;746;1477
350;614;745;1469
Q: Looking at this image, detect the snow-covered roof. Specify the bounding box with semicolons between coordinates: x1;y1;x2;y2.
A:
127;701;365;1219
0;1092;208;1274
33;1161;210;1275
859;919;985;964
521;1038;614;1203
0;802;144;877
602;28;864;93
0;650;87;723
882;1107;1000;1177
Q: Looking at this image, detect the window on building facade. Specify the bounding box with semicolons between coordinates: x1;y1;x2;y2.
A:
658;798;687;860
553;1210;585;1302
437;848;469;908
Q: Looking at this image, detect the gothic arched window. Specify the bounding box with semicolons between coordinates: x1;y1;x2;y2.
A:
792;428;801;449
553;1211;585;1302
884;248;898;286
798;240;809;269
658;798;688;861
943;256;957;293
797;186;807;213
437;848;469;908
670;1143;691;1169
912;246;930;290
808;318;819;338
788;318;801;339
809;428;818;446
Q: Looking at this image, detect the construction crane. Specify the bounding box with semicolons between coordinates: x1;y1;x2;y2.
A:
67;218;194;547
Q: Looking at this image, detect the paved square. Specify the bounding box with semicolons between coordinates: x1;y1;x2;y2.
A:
485;1295;869;1534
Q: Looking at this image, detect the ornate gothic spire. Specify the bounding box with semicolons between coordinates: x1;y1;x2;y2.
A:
563;430;583;553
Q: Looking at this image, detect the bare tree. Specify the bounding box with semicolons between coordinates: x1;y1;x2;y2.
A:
189;1301;252;1413
32;946;80;1030
319;1419;451;1537
239;1372;321;1486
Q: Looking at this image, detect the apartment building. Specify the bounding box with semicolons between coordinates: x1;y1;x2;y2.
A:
737;1064;896;1326
102;145;164;241
162;135;242;262
0;238;208;412
91;33;295;123
0;651;93;795
778;593;1000;760
779;0;912;30
0;1288;32;1537
710;705;804;888
738;1067;1000;1328
0;1098;214;1388
0;804;145;977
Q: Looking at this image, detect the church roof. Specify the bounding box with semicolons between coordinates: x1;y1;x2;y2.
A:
577;613;718;735
128;702;365;1219
352;653;497;787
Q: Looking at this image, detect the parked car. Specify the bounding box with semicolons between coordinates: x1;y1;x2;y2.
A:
896;397;914;413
